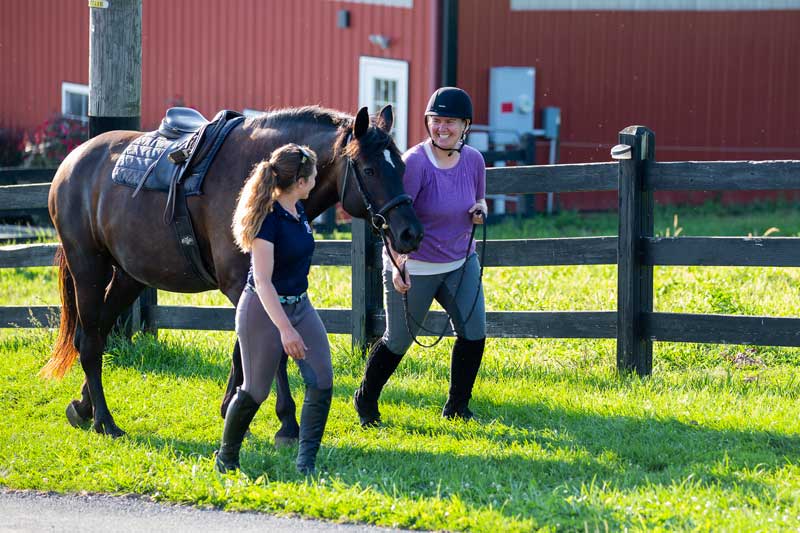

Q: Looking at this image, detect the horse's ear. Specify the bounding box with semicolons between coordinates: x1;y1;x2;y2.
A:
377;105;394;133
354;106;370;139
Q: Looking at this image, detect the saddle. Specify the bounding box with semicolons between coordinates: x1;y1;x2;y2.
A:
112;107;244;202
111;107;245;288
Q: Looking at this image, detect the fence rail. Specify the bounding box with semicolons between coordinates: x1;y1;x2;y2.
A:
2;126;800;375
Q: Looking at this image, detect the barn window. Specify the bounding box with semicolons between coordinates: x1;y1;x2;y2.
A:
359;57;408;151
373;79;397;113
62;82;89;121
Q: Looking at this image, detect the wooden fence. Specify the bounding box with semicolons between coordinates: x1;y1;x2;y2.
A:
2;126;800;375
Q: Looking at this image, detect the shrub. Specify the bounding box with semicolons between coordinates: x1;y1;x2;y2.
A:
0;127;25;167
22;115;88;168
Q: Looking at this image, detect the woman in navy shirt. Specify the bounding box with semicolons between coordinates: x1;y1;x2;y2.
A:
216;144;332;475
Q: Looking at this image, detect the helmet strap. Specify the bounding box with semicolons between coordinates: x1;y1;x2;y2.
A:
426;121;470;157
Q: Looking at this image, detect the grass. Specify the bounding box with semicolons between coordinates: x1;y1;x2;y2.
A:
2;201;800;531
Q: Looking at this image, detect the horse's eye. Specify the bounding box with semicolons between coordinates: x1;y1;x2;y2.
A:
364;167;375;177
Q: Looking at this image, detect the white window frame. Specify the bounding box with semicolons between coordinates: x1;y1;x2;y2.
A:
358;57;409;152
61;82;89;121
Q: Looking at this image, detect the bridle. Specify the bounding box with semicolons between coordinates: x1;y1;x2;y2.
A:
338;135;412;236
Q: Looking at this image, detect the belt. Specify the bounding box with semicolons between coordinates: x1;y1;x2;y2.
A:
278;292;308;304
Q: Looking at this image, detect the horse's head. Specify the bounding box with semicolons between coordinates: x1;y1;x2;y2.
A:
338;106;423;254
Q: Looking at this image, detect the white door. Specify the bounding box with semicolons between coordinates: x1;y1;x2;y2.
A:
358;57;408;152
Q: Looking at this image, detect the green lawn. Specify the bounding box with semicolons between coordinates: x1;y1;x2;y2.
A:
1;202;799;531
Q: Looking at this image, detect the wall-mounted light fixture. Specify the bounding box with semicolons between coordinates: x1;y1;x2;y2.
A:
337;10;350;29
368;34;391;50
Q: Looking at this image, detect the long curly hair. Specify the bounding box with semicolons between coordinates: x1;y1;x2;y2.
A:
232;143;317;252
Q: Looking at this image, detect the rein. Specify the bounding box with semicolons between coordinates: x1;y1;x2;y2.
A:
400;217;486;348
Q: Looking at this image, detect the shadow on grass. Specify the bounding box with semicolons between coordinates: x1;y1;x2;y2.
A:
98;375;800;530
104;333;231;381
119;424;623;530
374;381;800;485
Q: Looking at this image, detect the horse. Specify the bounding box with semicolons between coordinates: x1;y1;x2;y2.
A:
41;104;423;437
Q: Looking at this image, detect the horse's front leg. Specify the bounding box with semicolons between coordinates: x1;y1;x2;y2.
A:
220;340;243;418
274;353;299;447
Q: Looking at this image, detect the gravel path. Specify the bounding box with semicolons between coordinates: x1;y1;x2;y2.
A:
0;489;422;533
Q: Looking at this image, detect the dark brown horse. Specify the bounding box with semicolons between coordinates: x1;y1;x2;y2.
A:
42;105;422;437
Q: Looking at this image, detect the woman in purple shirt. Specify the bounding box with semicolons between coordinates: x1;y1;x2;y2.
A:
354;87;487;426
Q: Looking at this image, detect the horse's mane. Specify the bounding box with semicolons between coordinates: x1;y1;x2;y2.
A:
253;105;352;130
251;105;400;160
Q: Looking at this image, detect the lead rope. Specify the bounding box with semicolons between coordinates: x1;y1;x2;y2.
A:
380;215;486;349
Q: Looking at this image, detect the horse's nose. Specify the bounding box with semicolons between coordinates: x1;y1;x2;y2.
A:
398;225;423;252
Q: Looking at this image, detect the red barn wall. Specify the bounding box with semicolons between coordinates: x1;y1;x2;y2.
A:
457;3;800;209
0;0;436;143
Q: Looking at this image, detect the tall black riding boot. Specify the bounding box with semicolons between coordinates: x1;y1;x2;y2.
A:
353;341;404;427
442;337;485;420
296;386;333;476
215;388;260;473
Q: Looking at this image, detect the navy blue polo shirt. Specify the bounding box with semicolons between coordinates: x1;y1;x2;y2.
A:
245;201;315;296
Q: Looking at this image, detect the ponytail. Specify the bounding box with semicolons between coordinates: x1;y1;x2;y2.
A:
232;143;318;252
232;160;277;252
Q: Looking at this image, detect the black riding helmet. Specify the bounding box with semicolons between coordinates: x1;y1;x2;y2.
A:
425;87;473;121
424;87;473;156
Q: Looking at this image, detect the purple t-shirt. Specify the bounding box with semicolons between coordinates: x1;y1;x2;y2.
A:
403;141;486;263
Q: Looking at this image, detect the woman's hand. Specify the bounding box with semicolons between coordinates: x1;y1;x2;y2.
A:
392;267;411;294
469;202;486;225
279;325;307;360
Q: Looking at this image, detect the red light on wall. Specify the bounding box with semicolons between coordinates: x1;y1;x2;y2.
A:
501;102;513;113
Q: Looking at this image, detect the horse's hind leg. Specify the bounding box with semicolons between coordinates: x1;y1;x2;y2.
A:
69;262;144;437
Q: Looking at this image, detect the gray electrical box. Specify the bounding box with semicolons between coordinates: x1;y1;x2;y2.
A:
489;66;535;145
542;106;561;140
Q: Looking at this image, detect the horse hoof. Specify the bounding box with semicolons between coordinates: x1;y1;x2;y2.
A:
65;401;91;429
93;421;126;438
274;435;298;449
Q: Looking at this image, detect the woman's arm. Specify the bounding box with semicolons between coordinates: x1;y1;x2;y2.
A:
251;238;307;359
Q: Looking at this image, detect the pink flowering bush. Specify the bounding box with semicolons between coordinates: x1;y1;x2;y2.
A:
23;115;88;167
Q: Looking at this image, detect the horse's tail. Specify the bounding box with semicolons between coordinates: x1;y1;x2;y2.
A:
40;246;80;379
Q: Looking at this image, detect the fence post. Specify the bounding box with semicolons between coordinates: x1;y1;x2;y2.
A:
351;218;383;356
119;286;157;338
139;287;158;337
616;125;655;375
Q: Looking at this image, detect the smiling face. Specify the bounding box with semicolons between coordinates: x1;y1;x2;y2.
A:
427;116;467;151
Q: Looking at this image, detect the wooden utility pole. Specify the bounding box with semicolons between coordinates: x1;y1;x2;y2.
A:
88;0;141;137
89;0;153;336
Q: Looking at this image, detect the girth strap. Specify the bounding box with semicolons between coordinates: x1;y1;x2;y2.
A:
172;180;217;289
